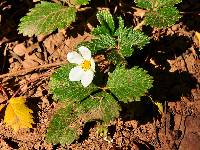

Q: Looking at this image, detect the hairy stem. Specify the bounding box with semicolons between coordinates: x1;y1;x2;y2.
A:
133;20;145;30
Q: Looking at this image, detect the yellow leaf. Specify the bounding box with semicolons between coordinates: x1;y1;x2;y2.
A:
155;102;163;114
4;97;34;131
195;32;200;48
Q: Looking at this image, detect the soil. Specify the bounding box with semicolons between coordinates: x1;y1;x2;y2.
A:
0;0;200;150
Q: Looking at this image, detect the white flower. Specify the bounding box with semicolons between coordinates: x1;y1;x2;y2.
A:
67;46;95;87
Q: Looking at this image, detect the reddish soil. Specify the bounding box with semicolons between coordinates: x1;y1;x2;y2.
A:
0;0;200;149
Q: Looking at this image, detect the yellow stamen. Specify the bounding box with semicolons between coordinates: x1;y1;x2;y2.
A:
81;60;91;71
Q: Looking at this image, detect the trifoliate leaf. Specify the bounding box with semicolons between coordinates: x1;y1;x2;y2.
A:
135;0;182;10
116;28;150;57
4;97;34;131
88;10;149;56
18;2;76;36
47;92;121;145
145;6;181;28
90;11;149;56
93;10;115;36
46;104;79;145
49;64;98;102
81;34;116;54
107;66;153;103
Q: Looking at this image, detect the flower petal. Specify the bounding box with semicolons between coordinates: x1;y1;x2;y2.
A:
81;70;94;87
90;58;95;72
78;46;91;60
67;51;83;64
69;66;83;81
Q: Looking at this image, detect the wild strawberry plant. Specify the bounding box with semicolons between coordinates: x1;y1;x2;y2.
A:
17;0;183;146
46;10;153;145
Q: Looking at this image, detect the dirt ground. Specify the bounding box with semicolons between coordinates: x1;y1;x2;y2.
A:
0;0;200;149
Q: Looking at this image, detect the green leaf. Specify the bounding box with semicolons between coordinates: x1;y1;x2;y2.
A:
157;0;182;7
107;66;153;103
46;104;79;145
134;0;182;28
80;34;116;54
49;64;98;102
135;0;182;9
93;10;115;36
88;13;149;56
145;6;181;28
100;92;121;123
77;92;121;123
77;95;101;115
115;17;125;36
70;0;91;5
134;0;152;10
106;50;125;65
18;2;76;36
116;28;150;57
46;92;121;145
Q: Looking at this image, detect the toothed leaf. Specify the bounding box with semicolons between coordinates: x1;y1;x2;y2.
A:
135;0;182;9
47;92;121;145
93;10;115;36
115;16;125;35
4;97;34;131
116;28;150;57
107;66;153;102
18;2;76;36
145;6;181;28
134;0;152;10
80;34;116;54
46;104;79;145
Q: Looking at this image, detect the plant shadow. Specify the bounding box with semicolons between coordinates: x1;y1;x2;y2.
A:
120;97;161;124
78;121;96;143
0;0;34;74
123;34;198;124
178;0;200;32
0;0;34;45
26;97;42;127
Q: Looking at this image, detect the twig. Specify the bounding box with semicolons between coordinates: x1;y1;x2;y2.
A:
133;20;145;30
1;44;8;72
180;11;200;15
9;50;23;64
0;61;67;79
12;72;51;98
0;84;8;100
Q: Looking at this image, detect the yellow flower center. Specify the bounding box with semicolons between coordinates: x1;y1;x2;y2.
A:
81;60;91;71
